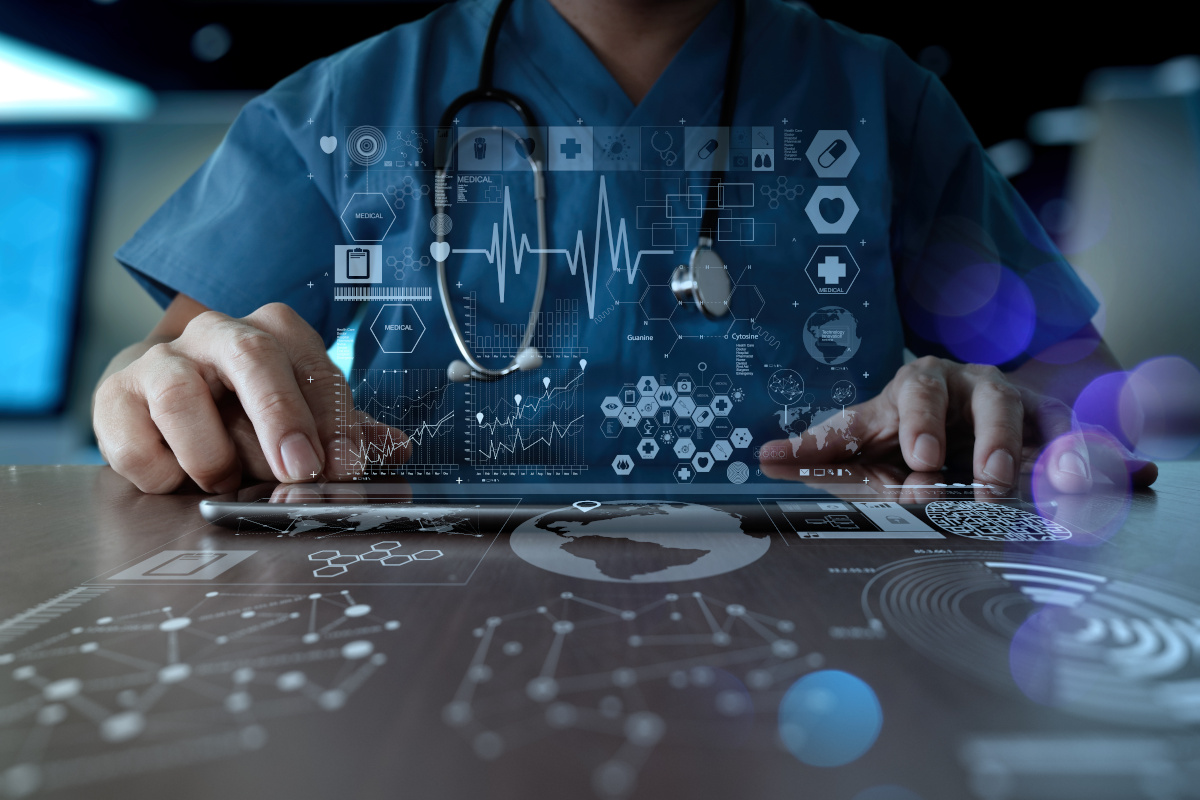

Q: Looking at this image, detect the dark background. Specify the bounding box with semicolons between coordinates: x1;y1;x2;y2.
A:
0;0;1171;146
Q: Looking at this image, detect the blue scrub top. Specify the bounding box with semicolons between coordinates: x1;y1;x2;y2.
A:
117;0;1097;484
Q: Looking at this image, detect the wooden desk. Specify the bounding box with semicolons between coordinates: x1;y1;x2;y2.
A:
2;464;1198;799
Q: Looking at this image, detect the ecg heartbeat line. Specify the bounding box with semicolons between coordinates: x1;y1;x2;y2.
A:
474;418;586;462
348;412;456;469
452;176;675;318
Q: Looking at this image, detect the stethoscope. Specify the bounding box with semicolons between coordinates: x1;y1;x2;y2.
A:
435;0;746;382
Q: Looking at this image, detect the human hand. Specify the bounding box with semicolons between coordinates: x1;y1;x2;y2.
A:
759;356;1157;492
94;302;407;493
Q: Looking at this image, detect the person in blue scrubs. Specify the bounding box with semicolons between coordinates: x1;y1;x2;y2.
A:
92;0;1156;493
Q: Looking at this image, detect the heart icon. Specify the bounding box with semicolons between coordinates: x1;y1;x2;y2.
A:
697;456;711;469
819;197;845;224
514;138;536;159
319;136;337;154
429;241;450;262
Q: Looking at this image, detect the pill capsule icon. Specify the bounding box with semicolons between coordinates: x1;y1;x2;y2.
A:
697;138;720;159
817;138;847;168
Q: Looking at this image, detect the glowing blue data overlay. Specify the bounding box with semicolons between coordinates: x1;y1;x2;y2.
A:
0;134;93;413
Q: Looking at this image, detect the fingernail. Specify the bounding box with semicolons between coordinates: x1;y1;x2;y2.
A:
279;433;321;482
983;449;1015;486
1057;450;1090;479
913;433;940;469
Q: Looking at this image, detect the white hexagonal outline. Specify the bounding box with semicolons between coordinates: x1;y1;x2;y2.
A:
804;245;861;295
340;192;397;242
805;186;859;235
730;427;754;448
710;395;733;416
600;417;623;439
636;437;660;460
673;463;696;483
672;437;696;459
600;396;623;417
691;406;715;427
618;408;641;428
710;440;733;461
636;397;659;418
655;386;678;407
805;130;860;179
370;304;425;354
611;454;635;475
691;451;715;473
636;376;660;396
672;397;697;418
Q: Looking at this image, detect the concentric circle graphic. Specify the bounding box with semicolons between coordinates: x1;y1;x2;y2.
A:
429;213;453;236
347;126;387;166
862;552;1200;727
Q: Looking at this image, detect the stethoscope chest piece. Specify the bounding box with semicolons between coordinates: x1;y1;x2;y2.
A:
671;237;732;319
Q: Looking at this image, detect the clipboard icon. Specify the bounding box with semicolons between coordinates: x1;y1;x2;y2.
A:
346;247;371;279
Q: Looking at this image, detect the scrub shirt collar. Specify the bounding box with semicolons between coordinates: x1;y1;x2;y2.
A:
486;0;743;126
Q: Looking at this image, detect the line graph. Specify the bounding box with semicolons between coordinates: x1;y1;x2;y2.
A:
468;368;586;474
339;369;458;476
463;292;587;359
451;176;674;318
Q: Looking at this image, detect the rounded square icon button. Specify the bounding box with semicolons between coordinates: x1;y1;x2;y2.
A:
805;130;859;179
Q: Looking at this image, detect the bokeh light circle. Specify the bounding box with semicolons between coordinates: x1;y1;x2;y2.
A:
1031;430;1133;545
777;670;882;767
1123;356;1200;460
937;266;1036;365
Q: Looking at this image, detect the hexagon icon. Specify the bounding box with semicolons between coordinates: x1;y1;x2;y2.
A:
674;375;695;395
636;417;659;439
636;438;660;459
710;440;733;461
730;428;754;448
600;417;622;438
692;386;715;406
673;437;696;459
710;374;733;394
710;395;733;416
381;553;414;566
600;396;623;417
612;455;635;476
412;550;444;561
804;245;861;295
618;407;641;428
309;550;341;562
636;376;660;396
340;192;396;242
691;451;715;473
805;186;859;235
691;406;715;427
314;565;349;578
636;396;659;418
371;304;425;354
655;386;678;407
805;130;860;179
673;418;696;439
710;418;733;438
328;555;358;566
673;397;697;419
673;463;696;483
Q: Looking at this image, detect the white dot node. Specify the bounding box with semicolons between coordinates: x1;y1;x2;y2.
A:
13;666;35;681
319;690;347;710
552;620;575;635
289;612;300;619
158;664;192;684
341;640;374;660
716;690;751;716
0;655;12;665
473;628;484;638
747;669;773;689
692;592;703;598
71;627;82;635
598;695;623;718
206;591;219;597
79;642;98;653
370;653;387;665
344;604;371;618
308;593;322;600
670;612;682;621
100;711;145;743
3;764;41;797
276;671;306;691
240;611;255;619
302;633;319;644
612;668;637;688
619;611;636;621
232;667;255;684
777;620;795;633
545;702;578;729
593;760;636;798
239;725;268;750
665;593;679;601
385;620;401;630
159;617;191;632
668;670;688;689
468;665;493;683
725;604;746;616
690;666;715;686
486;616;502;627
36;704;67;726
525;676;559;702
771;640;799;658
624;711;665;746
225;692;251;714
560;592;574;599
536;606;547;614
712;632;731;646
442;702;471;726
96;617;113;625
807;652;825;668
473;731;504;761
502;641;523;656
628;635;642;647
215;636;229;645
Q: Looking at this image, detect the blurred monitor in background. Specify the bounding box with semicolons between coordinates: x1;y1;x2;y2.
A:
0;130;96;415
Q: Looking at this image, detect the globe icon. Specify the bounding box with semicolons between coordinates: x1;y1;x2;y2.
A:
767;369;805;406
509;502;770;582
803;307;861;365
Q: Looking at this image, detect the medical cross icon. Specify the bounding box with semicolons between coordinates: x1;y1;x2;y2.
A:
560;138;583;159
817;255;846;284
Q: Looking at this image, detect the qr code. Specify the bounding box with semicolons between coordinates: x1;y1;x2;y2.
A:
924;501;1072;541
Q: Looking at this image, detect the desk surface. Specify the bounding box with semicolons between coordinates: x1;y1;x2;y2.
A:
2;464;1200;799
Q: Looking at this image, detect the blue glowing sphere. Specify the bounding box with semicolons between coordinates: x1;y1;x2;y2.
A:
778;669;883;767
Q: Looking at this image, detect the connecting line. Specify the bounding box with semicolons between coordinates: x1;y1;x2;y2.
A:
451;177;674;317
564;595;627;617
539;631;567;679
692;595;723;635
453;622;499;704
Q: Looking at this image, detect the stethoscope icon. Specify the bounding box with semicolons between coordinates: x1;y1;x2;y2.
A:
650;130;677;166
